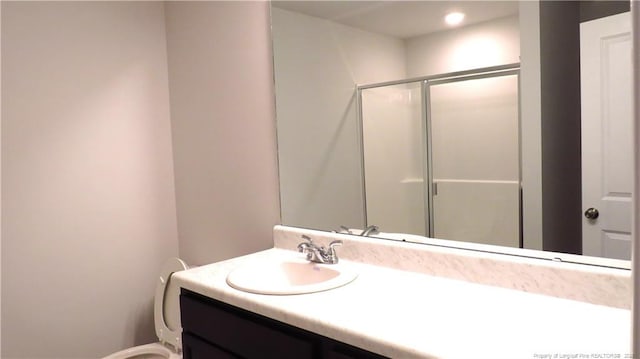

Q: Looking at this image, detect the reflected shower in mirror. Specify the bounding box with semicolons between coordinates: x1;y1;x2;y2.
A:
360;66;520;249
271;0;632;262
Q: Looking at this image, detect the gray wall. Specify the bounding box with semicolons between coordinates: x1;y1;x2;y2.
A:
580;0;629;22
540;1;582;254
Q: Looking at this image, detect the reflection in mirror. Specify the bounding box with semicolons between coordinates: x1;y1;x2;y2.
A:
360;67;521;249
271;1;632;264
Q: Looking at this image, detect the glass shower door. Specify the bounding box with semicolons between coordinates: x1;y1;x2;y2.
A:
427;73;521;247
360;81;428;236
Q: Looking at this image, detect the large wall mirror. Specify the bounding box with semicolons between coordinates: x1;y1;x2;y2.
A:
271;0;632;266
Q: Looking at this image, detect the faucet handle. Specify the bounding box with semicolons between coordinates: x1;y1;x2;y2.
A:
297;235;315;260
360;225;379;236
297;235;313;251
339;226;352;234
329;240;343;249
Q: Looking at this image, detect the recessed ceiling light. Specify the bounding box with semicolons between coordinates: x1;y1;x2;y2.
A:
445;12;465;26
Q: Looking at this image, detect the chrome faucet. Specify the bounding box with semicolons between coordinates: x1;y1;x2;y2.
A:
297;235;343;264
360;225;379;236
331;225;352;234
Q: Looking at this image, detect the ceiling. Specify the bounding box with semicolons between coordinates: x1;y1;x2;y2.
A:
272;1;520;39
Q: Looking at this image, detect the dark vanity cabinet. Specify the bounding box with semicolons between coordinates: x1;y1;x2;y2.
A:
180;289;388;359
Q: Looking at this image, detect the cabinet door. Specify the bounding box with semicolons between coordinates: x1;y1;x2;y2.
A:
181;292;316;358
183;332;238;359
325;342;388;359
181;290;388;359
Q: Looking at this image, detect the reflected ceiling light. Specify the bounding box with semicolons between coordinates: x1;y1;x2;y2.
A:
445;12;465;26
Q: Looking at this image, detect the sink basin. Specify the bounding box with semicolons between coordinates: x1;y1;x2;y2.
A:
226;257;357;295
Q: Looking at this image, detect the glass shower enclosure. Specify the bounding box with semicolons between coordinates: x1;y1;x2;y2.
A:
358;64;521;248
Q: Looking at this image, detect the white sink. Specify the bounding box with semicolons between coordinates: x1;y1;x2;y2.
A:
226;257;357;295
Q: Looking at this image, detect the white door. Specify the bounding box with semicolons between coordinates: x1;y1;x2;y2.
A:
580;12;632;260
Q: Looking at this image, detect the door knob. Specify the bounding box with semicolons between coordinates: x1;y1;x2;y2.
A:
584;207;599;220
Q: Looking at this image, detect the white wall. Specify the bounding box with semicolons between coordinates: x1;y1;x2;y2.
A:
406;15;520;77
164;2;280;266
272;8;406;231
1;2;178;358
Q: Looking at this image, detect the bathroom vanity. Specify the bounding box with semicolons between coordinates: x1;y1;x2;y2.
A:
173;226;632;359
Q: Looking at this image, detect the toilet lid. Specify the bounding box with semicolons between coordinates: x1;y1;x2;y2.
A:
154;257;188;351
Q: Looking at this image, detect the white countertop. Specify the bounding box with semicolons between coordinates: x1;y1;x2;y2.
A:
173;248;631;359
